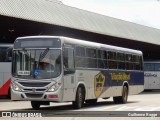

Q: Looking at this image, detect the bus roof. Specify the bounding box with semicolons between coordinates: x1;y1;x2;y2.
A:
62;36;142;55
16;36;142;55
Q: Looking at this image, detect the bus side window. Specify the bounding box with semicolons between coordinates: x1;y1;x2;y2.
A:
108;51;117;69
0;47;12;62
0;48;6;62
86;48;97;68
144;63;154;71
97;50;108;69
6;47;12;62
133;55;142;70
117;53;125;70
64;47;75;75
126;54;133;70
75;46;86;68
154;63;160;71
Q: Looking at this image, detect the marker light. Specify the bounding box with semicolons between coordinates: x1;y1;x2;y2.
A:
48;94;58;98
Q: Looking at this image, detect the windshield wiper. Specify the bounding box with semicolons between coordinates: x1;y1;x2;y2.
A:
37;48;49;68
40;48;49;61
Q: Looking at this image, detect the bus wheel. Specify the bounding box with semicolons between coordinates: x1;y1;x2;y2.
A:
113;86;128;104
72;86;85;109
31;101;41;109
85;99;97;104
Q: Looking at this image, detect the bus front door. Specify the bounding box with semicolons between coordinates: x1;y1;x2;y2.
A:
63;47;75;101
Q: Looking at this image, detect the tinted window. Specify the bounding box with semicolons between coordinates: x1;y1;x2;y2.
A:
126;63;133;70
64;48;74;70
98;59;108;69
133;55;140;63
86;48;96;58
117;53;125;61
108;51;117;69
86;58;97;68
126;54;132;61
97;50;108;69
0;47;12;62
109;61;117;69
75;57;85;68
117;53;125;70
144;63;154;71
155;63;160;71
108;51;116;60
97;50;107;59
118;62;125;69
76;46;85;57
133;55;142;70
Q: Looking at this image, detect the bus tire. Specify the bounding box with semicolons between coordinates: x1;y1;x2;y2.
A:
72;86;85;109
85;99;97;104
113;86;128;104
31;101;41;109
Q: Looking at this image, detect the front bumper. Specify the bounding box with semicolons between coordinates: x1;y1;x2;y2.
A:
11;88;62;102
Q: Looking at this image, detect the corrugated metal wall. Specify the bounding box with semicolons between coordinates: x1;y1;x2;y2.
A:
0;0;160;45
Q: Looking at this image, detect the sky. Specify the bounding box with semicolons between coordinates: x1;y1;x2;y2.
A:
62;0;160;29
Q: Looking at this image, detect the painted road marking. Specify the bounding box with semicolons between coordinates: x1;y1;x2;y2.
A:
115;106;140;111
91;105;121;111
80;105;160;111
134;105;160;111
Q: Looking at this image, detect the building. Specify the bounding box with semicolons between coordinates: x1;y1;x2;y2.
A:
0;0;160;60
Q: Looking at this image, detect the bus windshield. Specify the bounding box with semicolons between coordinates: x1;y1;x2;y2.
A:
12;49;61;79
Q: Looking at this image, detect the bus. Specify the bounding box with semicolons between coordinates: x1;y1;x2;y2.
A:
144;61;160;90
11;36;144;109
0;44;13;98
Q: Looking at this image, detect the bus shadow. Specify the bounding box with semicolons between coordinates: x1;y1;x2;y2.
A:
82;101;138;110
0;96;11;102
20;100;139;112
140;90;160;95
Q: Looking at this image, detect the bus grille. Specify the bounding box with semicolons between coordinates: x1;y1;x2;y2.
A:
23;89;46;92
25;93;43;98
18;82;51;87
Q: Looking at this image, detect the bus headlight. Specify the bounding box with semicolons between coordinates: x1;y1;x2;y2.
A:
12;83;21;91
48;85;58;92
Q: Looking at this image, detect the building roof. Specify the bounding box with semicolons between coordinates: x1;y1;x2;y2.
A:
16;35;142;55
0;0;160;45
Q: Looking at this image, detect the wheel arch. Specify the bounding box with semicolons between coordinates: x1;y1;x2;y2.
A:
74;82;86;101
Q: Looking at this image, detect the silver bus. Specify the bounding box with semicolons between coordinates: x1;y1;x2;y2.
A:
11;36;144;109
